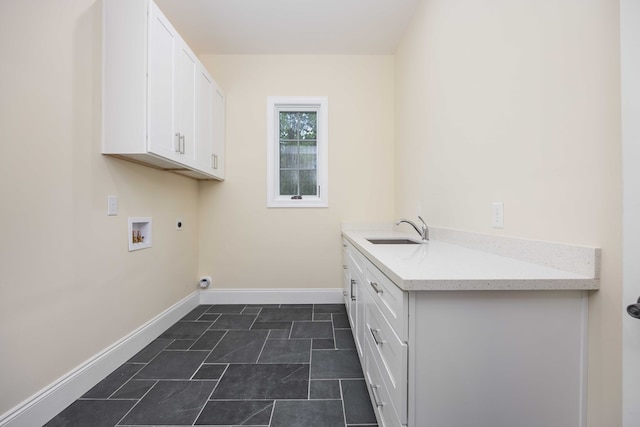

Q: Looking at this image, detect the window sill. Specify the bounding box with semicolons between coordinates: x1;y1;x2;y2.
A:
267;197;328;208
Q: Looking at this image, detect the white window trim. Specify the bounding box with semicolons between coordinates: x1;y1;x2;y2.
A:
267;96;328;208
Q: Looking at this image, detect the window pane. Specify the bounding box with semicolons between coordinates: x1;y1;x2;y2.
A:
298;112;317;140
299;170;317;195
280;141;298;169
280;170;298;196
299;140;317;169
279;112;296;140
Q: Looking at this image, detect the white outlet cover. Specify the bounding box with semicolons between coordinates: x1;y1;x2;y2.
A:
107;195;118;216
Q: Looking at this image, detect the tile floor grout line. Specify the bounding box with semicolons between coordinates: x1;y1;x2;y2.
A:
105;364;146;400
113;379;158;427
189;329;228;380
331;313;338;349
254;328;271;364
247;308;261;329
307;338;312;400
287;321;293;339
339;378;348;427
268;399;277;427
190;374;221;426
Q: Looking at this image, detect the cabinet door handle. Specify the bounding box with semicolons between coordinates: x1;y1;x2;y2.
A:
213;153;218;169
370;281;383;294
350;279;356;301
175;133;181;152
370;384;384;408
370;327;385;345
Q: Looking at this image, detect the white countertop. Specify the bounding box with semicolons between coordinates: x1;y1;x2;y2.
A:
342;229;600;291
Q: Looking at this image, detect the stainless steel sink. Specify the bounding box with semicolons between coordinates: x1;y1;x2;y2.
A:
366;238;421;245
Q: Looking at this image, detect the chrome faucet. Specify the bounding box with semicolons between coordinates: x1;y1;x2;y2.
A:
395;216;429;241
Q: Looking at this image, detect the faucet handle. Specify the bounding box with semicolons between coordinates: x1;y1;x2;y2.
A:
417;216;429;240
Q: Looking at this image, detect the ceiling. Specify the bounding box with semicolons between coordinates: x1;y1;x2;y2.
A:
154;0;420;55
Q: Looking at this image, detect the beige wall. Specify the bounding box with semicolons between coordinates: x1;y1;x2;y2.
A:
197;55;395;289
394;0;622;425
0;0;200;414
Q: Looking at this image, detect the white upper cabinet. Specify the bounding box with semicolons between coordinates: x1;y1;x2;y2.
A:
102;0;225;180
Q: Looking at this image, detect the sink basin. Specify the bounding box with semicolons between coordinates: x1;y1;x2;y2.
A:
366;238;421;245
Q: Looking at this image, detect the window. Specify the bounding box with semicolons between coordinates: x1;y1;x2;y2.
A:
267;96;328;208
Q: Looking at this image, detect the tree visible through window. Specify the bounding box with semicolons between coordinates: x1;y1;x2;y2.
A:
279;111;317;197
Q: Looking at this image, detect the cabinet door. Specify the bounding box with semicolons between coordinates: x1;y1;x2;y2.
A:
346;259;358;329
194;66;224;179
342;241;351;309
147;2;180;162
355;275;368;360
176;41;197;165
211;80;226;179
194;67;214;173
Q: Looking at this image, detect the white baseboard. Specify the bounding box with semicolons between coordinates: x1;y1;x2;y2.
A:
199;287;344;305
0;291;200;427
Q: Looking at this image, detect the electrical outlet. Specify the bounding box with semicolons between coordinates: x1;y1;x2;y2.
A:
107;195;118;216
492;202;504;228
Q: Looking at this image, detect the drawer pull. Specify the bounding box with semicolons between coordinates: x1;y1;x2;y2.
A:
175;133;181;152
350;279;356;301
370;281;383;294
370;327;385;345
370;384;385;408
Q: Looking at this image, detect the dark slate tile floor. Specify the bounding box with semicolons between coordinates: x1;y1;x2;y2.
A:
45;304;377;427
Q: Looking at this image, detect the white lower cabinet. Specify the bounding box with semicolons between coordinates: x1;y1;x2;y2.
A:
343;237;587;427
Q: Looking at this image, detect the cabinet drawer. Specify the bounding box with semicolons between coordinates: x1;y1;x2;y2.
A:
342;268;350;307
365;263;408;341
366;301;407;419
365;334;404;427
